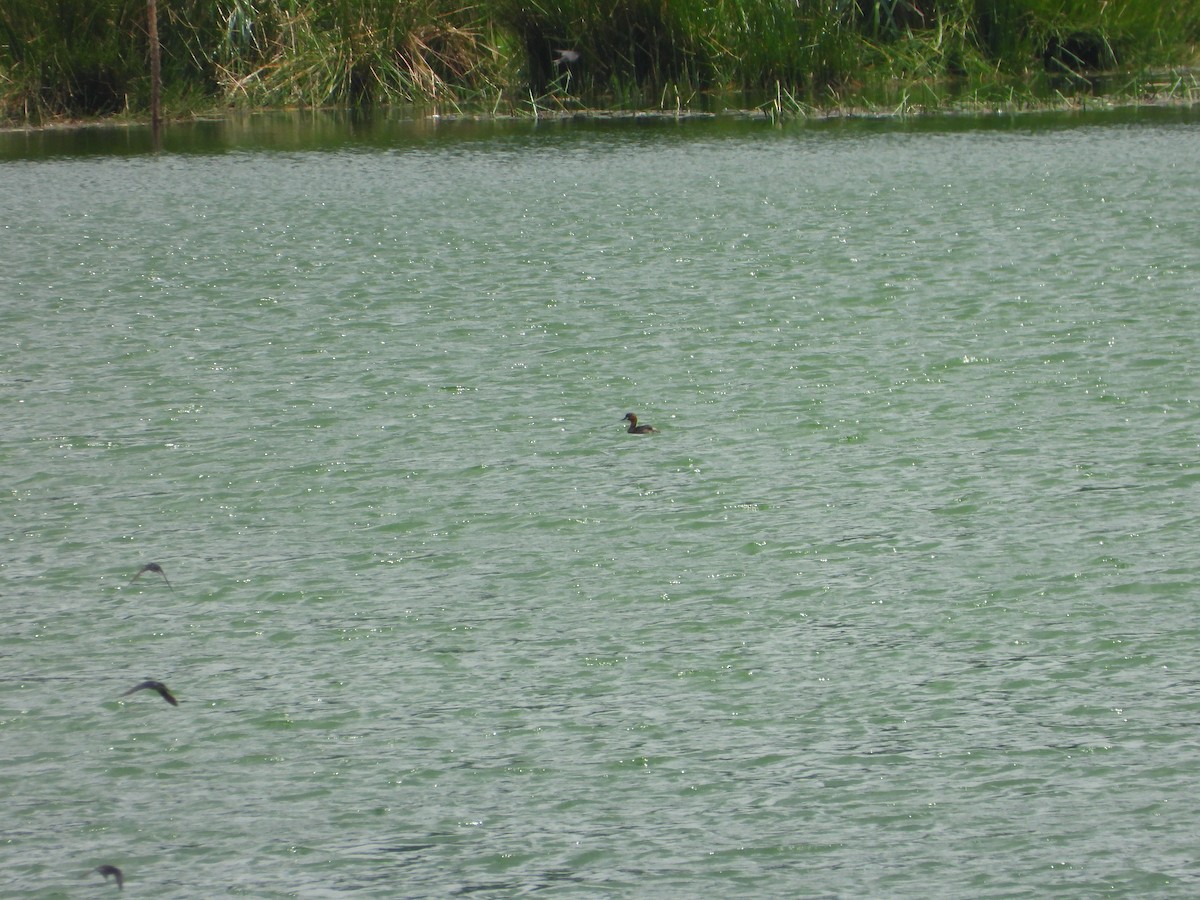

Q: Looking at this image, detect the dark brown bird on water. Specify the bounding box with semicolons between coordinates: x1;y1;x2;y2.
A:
130;562;173;591
122;680;178;706
94;864;124;889
622;412;658;434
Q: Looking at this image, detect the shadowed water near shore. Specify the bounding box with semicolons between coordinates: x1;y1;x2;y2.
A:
3;100;1199;161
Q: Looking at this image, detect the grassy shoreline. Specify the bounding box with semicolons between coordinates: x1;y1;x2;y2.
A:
4;69;1198;132
2;1;1198;126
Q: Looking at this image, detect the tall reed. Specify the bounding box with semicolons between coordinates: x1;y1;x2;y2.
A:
208;0;503;108
0;0;142;119
1;0;1197;121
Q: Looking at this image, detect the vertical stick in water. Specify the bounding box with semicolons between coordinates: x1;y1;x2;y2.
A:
148;0;162;141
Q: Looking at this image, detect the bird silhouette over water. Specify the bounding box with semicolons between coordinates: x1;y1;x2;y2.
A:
623;412;658;434
122;680;178;706
93;864;123;889
130;562;173;591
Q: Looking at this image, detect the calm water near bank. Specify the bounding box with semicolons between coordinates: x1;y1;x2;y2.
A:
2;108;1199;897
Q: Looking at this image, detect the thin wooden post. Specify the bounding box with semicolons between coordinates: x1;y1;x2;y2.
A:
148;0;162;139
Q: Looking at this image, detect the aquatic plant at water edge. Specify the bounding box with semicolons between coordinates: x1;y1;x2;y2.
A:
1;0;1197;121
0;0;144;119
207;0;505;108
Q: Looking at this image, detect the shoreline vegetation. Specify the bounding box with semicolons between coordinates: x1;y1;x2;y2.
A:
2;1;1198;128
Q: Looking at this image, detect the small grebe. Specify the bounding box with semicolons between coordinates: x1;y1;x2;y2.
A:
622;413;658;434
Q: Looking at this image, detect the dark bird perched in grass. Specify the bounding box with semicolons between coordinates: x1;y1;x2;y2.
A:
622;412;658;434
122;680;178;706
130;562;173;591
93;864;123;889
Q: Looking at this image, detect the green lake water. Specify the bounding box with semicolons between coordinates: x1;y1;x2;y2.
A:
2;107;1199;897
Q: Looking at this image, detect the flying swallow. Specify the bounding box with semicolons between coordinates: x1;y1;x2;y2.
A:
130;562;173;591
122;680;178;706
94;864;124;889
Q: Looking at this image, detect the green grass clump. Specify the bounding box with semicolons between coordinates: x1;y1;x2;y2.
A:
0;0;141;120
206;0;504;108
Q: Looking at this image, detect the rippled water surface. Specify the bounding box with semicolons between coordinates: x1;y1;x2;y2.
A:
2;109;1200;897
